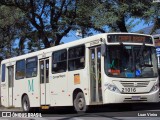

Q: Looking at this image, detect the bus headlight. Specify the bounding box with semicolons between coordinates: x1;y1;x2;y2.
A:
150;83;159;92
104;83;120;92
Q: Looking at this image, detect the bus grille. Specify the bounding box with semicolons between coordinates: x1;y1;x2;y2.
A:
121;81;149;87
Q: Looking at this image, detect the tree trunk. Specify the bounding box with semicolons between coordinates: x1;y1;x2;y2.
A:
116;15;128;32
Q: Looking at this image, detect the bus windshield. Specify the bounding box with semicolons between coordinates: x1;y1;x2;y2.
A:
105;45;158;78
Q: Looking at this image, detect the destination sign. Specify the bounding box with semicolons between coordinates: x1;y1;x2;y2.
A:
107;34;153;44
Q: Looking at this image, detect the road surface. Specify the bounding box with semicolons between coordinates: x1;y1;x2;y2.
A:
0;103;160;120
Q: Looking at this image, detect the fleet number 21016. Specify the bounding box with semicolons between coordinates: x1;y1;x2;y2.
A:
122;88;136;93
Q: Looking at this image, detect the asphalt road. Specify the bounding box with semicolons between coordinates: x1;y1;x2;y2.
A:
0;103;160;120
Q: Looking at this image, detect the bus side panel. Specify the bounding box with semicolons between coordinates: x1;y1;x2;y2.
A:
27;77;40;107
50;72;71;106
13;77;40;107
68;68;90;106
1;82;9;107
14;80;26;107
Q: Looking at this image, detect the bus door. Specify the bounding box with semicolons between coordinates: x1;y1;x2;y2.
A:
8;66;14;106
90;46;102;103
39;59;50;106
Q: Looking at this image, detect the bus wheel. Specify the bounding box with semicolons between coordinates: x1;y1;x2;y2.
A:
22;95;31;112
74;92;87;113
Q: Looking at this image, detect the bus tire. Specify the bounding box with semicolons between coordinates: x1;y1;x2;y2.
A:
73;92;87;113
22;95;31;112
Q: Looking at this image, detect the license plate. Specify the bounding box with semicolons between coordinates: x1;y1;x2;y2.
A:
122;87;136;93
132;96;141;100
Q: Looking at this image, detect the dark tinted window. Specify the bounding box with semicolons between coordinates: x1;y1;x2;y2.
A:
68;45;85;71
1;64;5;82
52;49;67;73
26;56;37;78
16;59;25;80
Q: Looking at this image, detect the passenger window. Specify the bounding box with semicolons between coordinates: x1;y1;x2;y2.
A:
68;45;85;71
16;59;25;80
26;56;37;78
52;49;67;73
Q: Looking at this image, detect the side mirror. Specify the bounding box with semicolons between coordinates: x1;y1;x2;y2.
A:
101;44;106;56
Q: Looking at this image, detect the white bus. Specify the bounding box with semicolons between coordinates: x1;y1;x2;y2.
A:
1;33;159;113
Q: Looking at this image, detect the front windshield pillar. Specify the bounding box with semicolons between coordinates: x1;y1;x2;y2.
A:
132;45;136;77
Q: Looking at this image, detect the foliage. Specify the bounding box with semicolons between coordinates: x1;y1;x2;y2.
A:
0;5;26;59
142;2;160;34
0;0;159;60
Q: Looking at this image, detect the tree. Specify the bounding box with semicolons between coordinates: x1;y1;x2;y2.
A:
76;0;160;33
0;4;25;59
142;2;160;34
75;0;106;37
90;0;156;32
0;0;159;60
0;0;78;48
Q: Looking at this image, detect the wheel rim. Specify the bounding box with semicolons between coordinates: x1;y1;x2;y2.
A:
78;97;84;110
23;100;28;111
